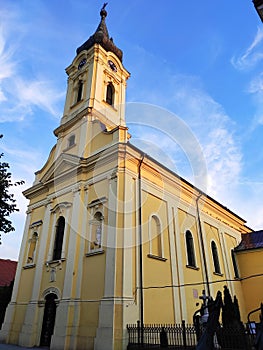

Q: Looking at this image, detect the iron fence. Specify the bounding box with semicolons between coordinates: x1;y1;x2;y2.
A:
127;321;257;349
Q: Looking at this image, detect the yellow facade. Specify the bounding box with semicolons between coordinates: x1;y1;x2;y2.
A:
0;5;257;350
234;232;263;322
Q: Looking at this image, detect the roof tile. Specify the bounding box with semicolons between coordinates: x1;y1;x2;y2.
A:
0;259;17;287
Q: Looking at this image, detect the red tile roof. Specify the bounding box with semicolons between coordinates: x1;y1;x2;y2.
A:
235;230;263;251
0;259;17;287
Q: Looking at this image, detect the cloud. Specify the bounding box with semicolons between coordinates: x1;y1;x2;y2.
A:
0;10;64;123
231;26;263;70
0;25;16;98
127;74;243;210
165;76;242;199
0;142;46;259
246;73;263;127
15;78;64;117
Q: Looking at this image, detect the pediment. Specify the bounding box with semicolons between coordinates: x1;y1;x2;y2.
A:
40;153;80;184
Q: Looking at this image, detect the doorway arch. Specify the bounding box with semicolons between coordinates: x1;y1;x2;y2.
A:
40;293;57;347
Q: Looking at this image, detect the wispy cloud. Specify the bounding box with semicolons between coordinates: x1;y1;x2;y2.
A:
0;10;63;123
231;26;263;70
127;74;243;209
247;73;263;127
0;141;46;258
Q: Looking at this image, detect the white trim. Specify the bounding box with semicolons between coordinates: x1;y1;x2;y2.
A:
87;210;104;253
148;213;163;257
42;287;61;300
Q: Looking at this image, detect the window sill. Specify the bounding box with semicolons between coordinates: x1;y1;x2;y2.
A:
70;99;83;109
23;263;36;269
102;100;117;111
213;272;223;277
86;249;104;257
45;258;66;266
147;254;167;262
63;143;76;152
186;265;199;271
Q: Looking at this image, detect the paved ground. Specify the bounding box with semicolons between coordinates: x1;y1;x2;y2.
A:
0;344;45;350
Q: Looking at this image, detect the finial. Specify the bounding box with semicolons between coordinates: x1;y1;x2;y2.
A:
100;3;108;18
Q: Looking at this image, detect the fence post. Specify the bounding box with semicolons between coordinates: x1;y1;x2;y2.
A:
182;320;187;349
160;326;168;348
137;320;141;345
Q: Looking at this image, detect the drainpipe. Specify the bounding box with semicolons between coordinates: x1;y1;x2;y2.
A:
138;153;145;345
196;193;210;297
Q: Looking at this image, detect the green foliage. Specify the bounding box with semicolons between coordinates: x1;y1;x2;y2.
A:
0;135;24;244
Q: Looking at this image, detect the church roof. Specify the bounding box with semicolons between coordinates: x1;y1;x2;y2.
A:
234;230;263;251
0;259;17;287
76;4;123;62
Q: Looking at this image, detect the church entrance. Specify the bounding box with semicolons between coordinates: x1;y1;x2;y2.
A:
40;293;57;347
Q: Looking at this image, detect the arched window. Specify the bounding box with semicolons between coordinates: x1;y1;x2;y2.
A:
76;80;83;102
89;212;103;251
106;83;114;106
27;232;38;264
151;215;162;257
211;241;221;274
186;230;196;267
68;134;75;148
53;216;65;260
231;249;239;278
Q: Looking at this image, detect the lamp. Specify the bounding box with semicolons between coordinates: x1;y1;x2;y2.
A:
253;0;263;22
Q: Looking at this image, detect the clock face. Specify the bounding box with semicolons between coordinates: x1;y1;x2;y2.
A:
108;60;117;72
78;58;87;70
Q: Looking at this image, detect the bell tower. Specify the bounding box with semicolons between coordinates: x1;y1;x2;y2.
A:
61;4;130;129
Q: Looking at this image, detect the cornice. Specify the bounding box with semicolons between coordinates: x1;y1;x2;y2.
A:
54;106;92;136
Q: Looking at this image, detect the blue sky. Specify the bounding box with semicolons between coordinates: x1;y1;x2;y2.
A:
1;0;263;260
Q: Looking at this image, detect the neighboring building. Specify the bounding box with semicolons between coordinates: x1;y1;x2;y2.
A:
0;259;17;329
0;6;254;350
234;230;263;322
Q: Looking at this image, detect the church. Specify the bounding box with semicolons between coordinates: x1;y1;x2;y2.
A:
0;5;255;350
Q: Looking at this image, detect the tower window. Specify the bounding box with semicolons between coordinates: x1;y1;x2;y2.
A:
53;216;65;261
68;135;75;148
77;80;83;102
186;230;196;267
106;83;114;106
211;241;221;274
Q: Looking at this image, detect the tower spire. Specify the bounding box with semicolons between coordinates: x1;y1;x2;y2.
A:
95;3;109;39
76;3;123;62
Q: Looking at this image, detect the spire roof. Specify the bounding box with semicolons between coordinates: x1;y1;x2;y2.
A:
76;3;123;62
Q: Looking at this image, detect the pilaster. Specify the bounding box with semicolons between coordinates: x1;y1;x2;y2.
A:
51;185;82;350
174;207;187;321
18;200;52;347
167;204;182;323
94;175;118;350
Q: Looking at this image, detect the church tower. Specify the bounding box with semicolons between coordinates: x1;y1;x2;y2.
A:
62;4;129;129
54;3;130;160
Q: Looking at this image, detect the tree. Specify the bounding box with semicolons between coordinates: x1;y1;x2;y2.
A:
221;286;245;349
0;135;24;244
